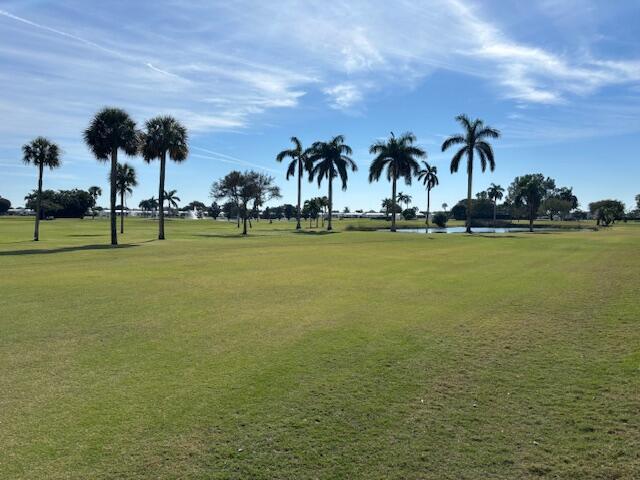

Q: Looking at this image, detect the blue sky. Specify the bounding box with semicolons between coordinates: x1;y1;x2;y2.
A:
1;0;639;211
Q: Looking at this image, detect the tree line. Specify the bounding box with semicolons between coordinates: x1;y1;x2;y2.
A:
9;108;638;242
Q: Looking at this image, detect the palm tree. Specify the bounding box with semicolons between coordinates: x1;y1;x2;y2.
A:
164;189;180;214
140;116;189;240
139;197;159;217
22;137;61;241
417;162;439;226
84;108;139;246
442;114;500;233
397;192;412;211
486;183;505;227
442;202;448;213
307;135;357;231
111;163;137;233
318;196;329;226
88;186;102;219
276;137;310;230
368;132;425;232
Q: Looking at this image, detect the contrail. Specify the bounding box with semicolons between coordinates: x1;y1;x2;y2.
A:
0;9;181;78
0;9;124;58
191;146;279;173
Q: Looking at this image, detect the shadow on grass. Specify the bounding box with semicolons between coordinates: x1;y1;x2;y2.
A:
191;233;276;239
293;230;338;236
68;234;105;237
474;234;521;239
0;243;139;256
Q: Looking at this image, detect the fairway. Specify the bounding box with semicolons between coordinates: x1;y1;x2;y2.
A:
1;217;639;479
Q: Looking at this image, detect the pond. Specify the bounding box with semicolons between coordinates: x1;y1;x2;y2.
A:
385;227;591;234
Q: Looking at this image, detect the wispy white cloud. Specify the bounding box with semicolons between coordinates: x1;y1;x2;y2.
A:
324;83;365;110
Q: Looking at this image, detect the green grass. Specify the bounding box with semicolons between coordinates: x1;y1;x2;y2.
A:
1;217;638;479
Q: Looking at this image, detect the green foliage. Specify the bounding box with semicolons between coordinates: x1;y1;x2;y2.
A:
432;211;448;227
221;201;238;220
212;171;280;234
140;116;189;163
207;202;221;219
507;174;555;228
183;201;207;212
402;207;417;220
24;189;94;218
542;197;574;220
450;198;495;220
84;108;139;160
22;137;62;170
0;196;11;214
138;197;159;212
589;199;625;225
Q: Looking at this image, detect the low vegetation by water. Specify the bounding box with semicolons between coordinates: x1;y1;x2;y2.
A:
1;217;638;479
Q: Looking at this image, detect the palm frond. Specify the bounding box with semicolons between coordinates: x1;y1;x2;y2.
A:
441;135;465;152
450;147;467;173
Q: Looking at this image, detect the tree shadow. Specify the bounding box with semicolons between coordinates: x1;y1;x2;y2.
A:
474;234;521;239
293;230;338;235
0;243;139;256
68;234;104;237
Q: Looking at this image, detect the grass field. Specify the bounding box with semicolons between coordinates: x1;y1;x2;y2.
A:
1;217;638;479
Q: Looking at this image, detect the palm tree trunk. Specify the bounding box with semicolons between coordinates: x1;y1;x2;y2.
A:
327;177;333;231
120;191;124;234
296;161;302;229
493;199;497;227
529;204;534;232
33;162;43;241
466;152;473;234
242;208;248;235
426;188;431;226
110;150;118;246
158;151;166;240
391;176;397;232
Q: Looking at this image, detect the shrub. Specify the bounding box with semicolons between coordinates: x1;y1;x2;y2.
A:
0;196;10;215
402;207;417;220
432;212;448;228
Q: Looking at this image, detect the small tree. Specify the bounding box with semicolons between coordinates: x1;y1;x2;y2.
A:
0;197;11;215
432;212;448;228
111;162;137;233
208;202;221;220
88;186;102;219
402;207;417;220
22;137;62;240
508;174;554;231
212;171;280;235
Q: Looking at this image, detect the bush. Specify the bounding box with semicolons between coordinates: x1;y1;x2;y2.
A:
0;196;10;215
432;212;448;228
402;207;417;220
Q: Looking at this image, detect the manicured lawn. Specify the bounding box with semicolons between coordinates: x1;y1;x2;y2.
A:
1;217;638;479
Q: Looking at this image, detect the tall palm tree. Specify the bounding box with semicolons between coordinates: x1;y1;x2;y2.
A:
84;108;139;246
22;137;61;241
110;163;137;233
307;135;357;231
276;137;310;230
140;116;189;240
88;186;102;219
442;202;448;213
368;132;425;232
442;114;500;233
417;162;439;226
164;189;180;214
486;183;504;227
